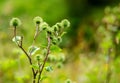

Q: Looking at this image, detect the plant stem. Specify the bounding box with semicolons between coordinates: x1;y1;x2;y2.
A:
37;62;41;83
38;35;51;82
19;45;37;83
33;24;40;42
14;27;37;83
14;26;16;37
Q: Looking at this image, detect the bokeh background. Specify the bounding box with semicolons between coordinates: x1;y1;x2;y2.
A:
1;0;120;83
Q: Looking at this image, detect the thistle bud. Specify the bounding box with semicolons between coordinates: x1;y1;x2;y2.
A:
35;54;43;61
52;37;57;45
57;37;62;43
10;18;21;27
40;22;48;31
36;55;41;61
61;19;70;28
52;25;59;31
47;28;54;35
56;22;62;29
33;16;43;24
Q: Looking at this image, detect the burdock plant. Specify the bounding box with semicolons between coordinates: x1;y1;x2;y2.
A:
10;16;70;83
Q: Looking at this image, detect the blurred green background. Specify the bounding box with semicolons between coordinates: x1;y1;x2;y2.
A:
1;0;120;83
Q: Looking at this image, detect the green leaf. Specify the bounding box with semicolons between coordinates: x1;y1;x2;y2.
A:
12;36;21;44
50;45;62;53
28;46;40;55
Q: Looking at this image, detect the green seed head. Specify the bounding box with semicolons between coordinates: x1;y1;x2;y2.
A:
36;55;41;61
57;37;62;43
52;37;58;45
56;62;63;69
61;19;70;28
52;25;59;31
56;22;62;29
35;54;44;61
47;28;54;35
40;22;49;31
33;16;43;24
10;18;21;27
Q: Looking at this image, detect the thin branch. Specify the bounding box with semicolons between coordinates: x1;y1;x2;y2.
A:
33;24;40;43
13;27;37;83
19;44;37;83
37;61;42;83
14;26;16;37
20;36;23;47
38;34;51;82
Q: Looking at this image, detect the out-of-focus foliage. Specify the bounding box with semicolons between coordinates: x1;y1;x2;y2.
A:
1;0;120;83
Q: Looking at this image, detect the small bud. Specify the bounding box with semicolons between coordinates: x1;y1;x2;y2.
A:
47;28;53;35
10;18;21;27
52;37;58;45
61;19;70;28
33;16;43;24
40;22;49;31
57;37;62;43
52;25;59;31
50;36;53;40
56;22;62;29
35;54;43;61
52;41;57;45
56;62;63;69
36;55;40;61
